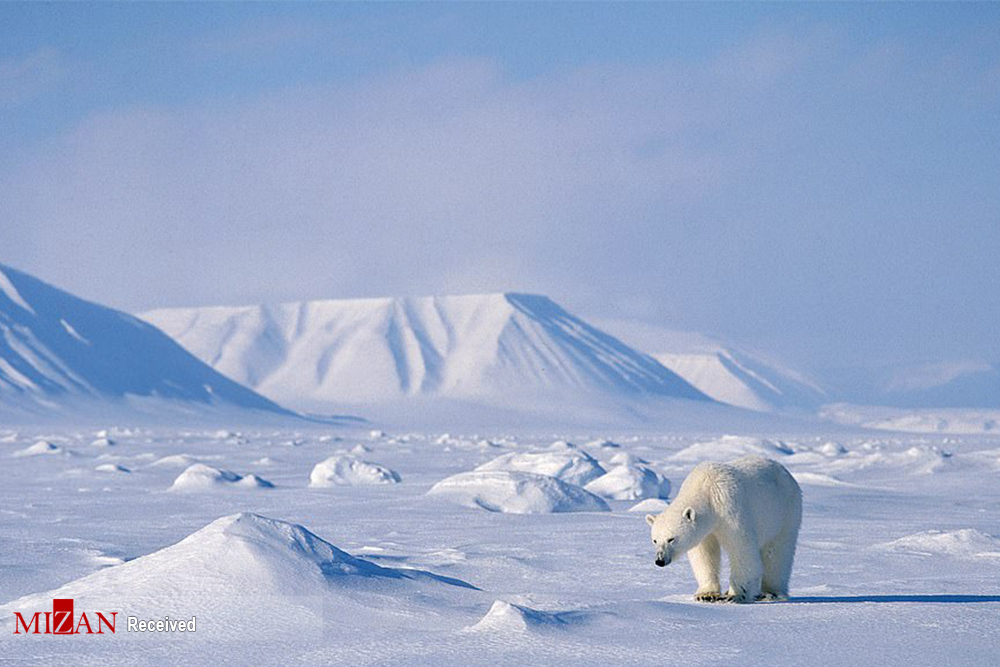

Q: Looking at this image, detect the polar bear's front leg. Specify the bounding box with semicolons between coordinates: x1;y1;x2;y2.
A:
688;533;722;602
723;536;763;604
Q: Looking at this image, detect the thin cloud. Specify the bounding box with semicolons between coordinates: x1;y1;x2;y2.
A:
2;24;999;368
0;47;64;109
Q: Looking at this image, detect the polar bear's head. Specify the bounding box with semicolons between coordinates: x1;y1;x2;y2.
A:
645;506;710;567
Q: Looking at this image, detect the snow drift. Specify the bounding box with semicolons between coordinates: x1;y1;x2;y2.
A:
466;600;574;633
0;512;477;638
879;529;1000;560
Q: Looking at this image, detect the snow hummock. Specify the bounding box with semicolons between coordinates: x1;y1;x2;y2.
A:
12;439;64;457
0;512;477;639
628;498;671;513
467;600;569;633
583;453;670;500
309;454;401;487
791;472;856;488
474;445;606;487
879;529;1000;559
170;463;274;491
95;463;130;474
428;471;610;514
148;454;206;468
671;435;796;461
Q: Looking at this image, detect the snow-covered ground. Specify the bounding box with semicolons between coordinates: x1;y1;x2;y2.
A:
1;424;998;665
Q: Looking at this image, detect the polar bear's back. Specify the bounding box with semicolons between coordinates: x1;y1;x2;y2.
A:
683;456;801;543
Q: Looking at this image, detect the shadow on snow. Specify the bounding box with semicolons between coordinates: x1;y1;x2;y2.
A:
788;594;1000;604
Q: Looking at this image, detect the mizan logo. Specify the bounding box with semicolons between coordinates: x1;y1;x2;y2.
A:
13;599;117;635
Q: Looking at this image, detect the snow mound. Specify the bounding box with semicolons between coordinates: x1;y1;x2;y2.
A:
820;404;1000;434
170;463;273;491
880;529;1000;559
148;454;205;468
819;442;848;457
309;454;401;487
13;440;64;457
475;448;605;487
791;472;855;487
628;498;671;513
822;444;957;476
428;471;610;514
0;513;476;637
467;600;569;633
95;463;130;474
583;454;670;500
90;437;116;447
671;435;795;461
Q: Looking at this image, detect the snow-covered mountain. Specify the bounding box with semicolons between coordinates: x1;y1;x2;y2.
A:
141;293;711;419
822;360;1000;409
0;263;293;421
597;321;827;412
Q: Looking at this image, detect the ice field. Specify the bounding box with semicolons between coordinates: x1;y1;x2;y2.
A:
1;425;998;665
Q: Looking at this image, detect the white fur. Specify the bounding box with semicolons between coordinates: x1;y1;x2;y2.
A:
646;456;802;603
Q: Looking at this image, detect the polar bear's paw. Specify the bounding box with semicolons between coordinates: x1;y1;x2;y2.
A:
694;591;725;603
722;592;754;604
755;592;785;602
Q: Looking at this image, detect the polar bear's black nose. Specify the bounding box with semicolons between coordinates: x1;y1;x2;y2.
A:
655;558;665;567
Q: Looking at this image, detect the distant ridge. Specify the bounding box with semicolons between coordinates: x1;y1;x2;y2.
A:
597;320;827;413
0;262;294;421
142;293;711;416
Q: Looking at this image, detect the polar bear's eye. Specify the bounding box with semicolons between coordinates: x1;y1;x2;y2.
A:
667;538;675;544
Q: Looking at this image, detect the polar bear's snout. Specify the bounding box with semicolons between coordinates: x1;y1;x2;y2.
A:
653;542;672;566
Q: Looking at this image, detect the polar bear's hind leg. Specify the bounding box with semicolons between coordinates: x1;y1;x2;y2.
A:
761;522;799;599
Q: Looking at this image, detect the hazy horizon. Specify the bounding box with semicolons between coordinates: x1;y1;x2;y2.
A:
3;3;999;371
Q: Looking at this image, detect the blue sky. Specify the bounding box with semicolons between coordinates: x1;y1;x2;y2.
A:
2;2;999;369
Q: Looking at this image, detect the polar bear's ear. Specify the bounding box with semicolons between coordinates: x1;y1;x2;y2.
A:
683;507;696;522
645;514;656;526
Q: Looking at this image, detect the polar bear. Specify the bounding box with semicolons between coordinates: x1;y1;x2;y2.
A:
646;456;801;603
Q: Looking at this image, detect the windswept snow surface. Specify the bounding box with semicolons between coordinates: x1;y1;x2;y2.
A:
140;294;711;423
821;403;1000;434
0;424;998;665
0;263;294;422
